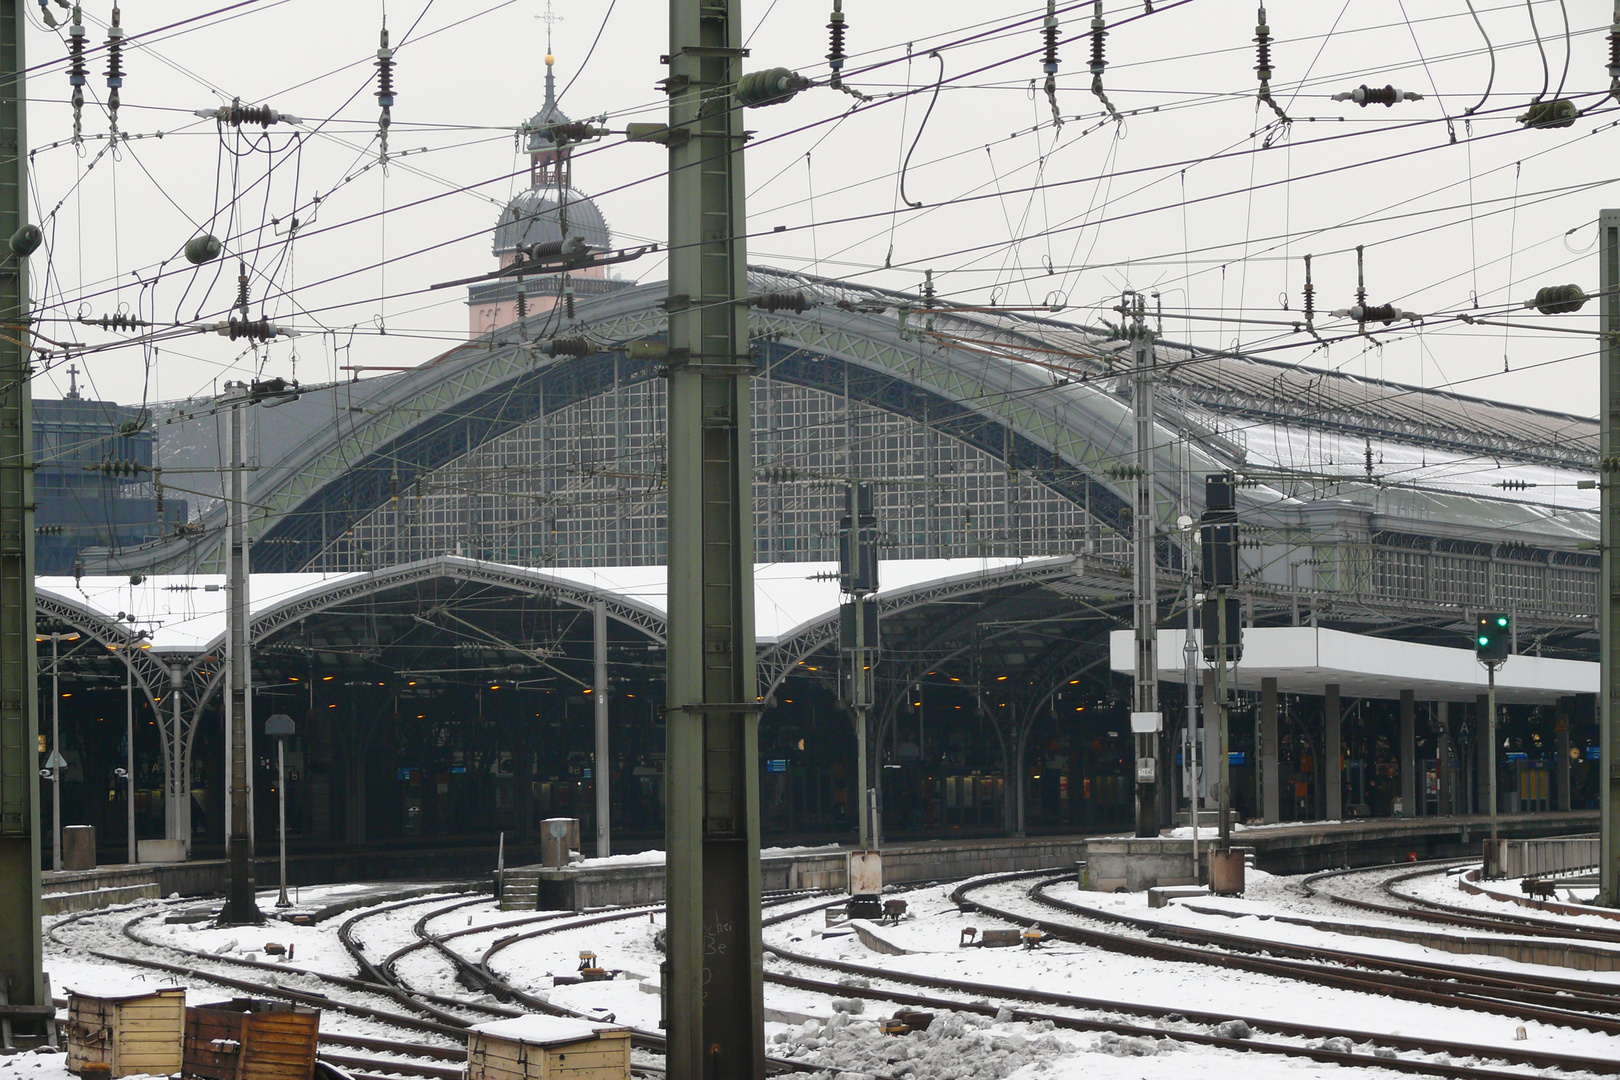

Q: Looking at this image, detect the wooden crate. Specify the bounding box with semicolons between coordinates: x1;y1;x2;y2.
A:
184;1000;319;1080
66;986;185;1077
468;1016;631;1080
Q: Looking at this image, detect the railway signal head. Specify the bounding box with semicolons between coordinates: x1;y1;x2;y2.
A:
1475;612;1510;663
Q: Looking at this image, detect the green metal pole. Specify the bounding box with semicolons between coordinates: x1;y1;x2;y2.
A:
1486;663;1498;843
1601;208;1619;906
663;0;764;1076
0;0;44;1013
219;394;260;924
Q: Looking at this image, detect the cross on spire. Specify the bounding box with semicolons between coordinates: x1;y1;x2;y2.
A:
539;1;562;55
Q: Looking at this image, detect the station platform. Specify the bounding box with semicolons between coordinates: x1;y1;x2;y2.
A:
498;810;1599;910
1082;810;1597;892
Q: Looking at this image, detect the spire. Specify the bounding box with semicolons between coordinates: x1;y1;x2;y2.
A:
541;0;561;111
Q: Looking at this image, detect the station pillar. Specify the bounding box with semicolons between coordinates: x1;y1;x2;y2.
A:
1436;701;1452;816
1476;693;1491;815
1259;678;1279;822
1399;690;1416;818
1556;696;1573;813
1324;683;1342;820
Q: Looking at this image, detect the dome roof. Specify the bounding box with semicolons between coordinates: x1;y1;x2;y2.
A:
493;186;612;256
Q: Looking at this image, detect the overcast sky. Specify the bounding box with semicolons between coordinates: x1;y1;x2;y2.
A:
18;1;1620;421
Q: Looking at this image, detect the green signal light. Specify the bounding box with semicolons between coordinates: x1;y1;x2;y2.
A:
1496;617;1509;627
1478;636;1490;647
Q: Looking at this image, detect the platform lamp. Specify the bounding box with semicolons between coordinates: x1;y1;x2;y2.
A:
265;713;296;907
36;631;80;872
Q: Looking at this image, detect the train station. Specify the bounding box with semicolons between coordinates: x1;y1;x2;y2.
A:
6;3;1620;1079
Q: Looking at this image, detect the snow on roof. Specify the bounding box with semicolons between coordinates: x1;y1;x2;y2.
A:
470;1015;625;1047
38;571;361;654
39;556;1049;654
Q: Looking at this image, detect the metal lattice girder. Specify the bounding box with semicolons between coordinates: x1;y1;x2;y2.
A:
251;555;668;645
1601;208;1620;907
33;593;168;702
756;556;1104;697
661;1;764;1076
0;0;42;1010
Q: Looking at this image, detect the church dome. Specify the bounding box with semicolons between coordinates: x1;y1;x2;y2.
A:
489;50;612;260
492;186;611;256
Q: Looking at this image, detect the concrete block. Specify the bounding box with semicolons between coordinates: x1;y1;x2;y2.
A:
1147;885;1209;909
63;826;96;871
138;839;187;864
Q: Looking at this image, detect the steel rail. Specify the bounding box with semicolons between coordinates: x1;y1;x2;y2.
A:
944;870;1620;1075
971;872;1620;1036
1304;860;1620;943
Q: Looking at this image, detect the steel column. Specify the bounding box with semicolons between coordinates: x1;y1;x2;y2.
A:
1399;689;1415;817
1324;683;1341;820
1260;677;1279;822
0;0;42;1013
1557;696;1573;813
48;637;59;871
1437;701;1452;816
219;398;260;923
125;657;134;862
1486;673;1498;839
1603;207;1620;905
1129;301;1161;837
593;600;609;858
663;0;765;1075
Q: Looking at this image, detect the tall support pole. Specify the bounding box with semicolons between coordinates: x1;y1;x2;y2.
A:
166;669;189;852
592;600;609;858
1486;666;1499;840
0;0;44;1014
125;657;134;862
275;737;288;906
1602;208;1620;906
852;593;871;850
219;395;260;924
49;637;60;872
663;0;765;1075
1184;581;1199;850
855;701;869;847
1129;296;1162;837
1215;594;1231;847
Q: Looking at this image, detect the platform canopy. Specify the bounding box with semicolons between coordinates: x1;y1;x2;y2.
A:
36;555;1045;654
1108;626;1595;704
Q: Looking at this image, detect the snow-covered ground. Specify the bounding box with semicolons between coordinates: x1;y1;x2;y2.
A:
10;868;1619;1080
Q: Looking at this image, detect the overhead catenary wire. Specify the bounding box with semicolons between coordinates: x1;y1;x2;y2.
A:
20;0;1616;415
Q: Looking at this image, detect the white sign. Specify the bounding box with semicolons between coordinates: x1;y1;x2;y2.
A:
1130;711;1163;734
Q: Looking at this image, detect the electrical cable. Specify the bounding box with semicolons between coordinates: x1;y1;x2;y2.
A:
897;51;943;210
1526;0;1550;102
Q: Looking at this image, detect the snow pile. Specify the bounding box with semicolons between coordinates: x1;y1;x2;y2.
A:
771;1009;1073;1078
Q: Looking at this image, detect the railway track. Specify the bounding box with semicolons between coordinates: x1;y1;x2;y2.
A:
463;872;1613;1080
44;869;1620;1079
949;870;1620;1071
1018;872;1620;1025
